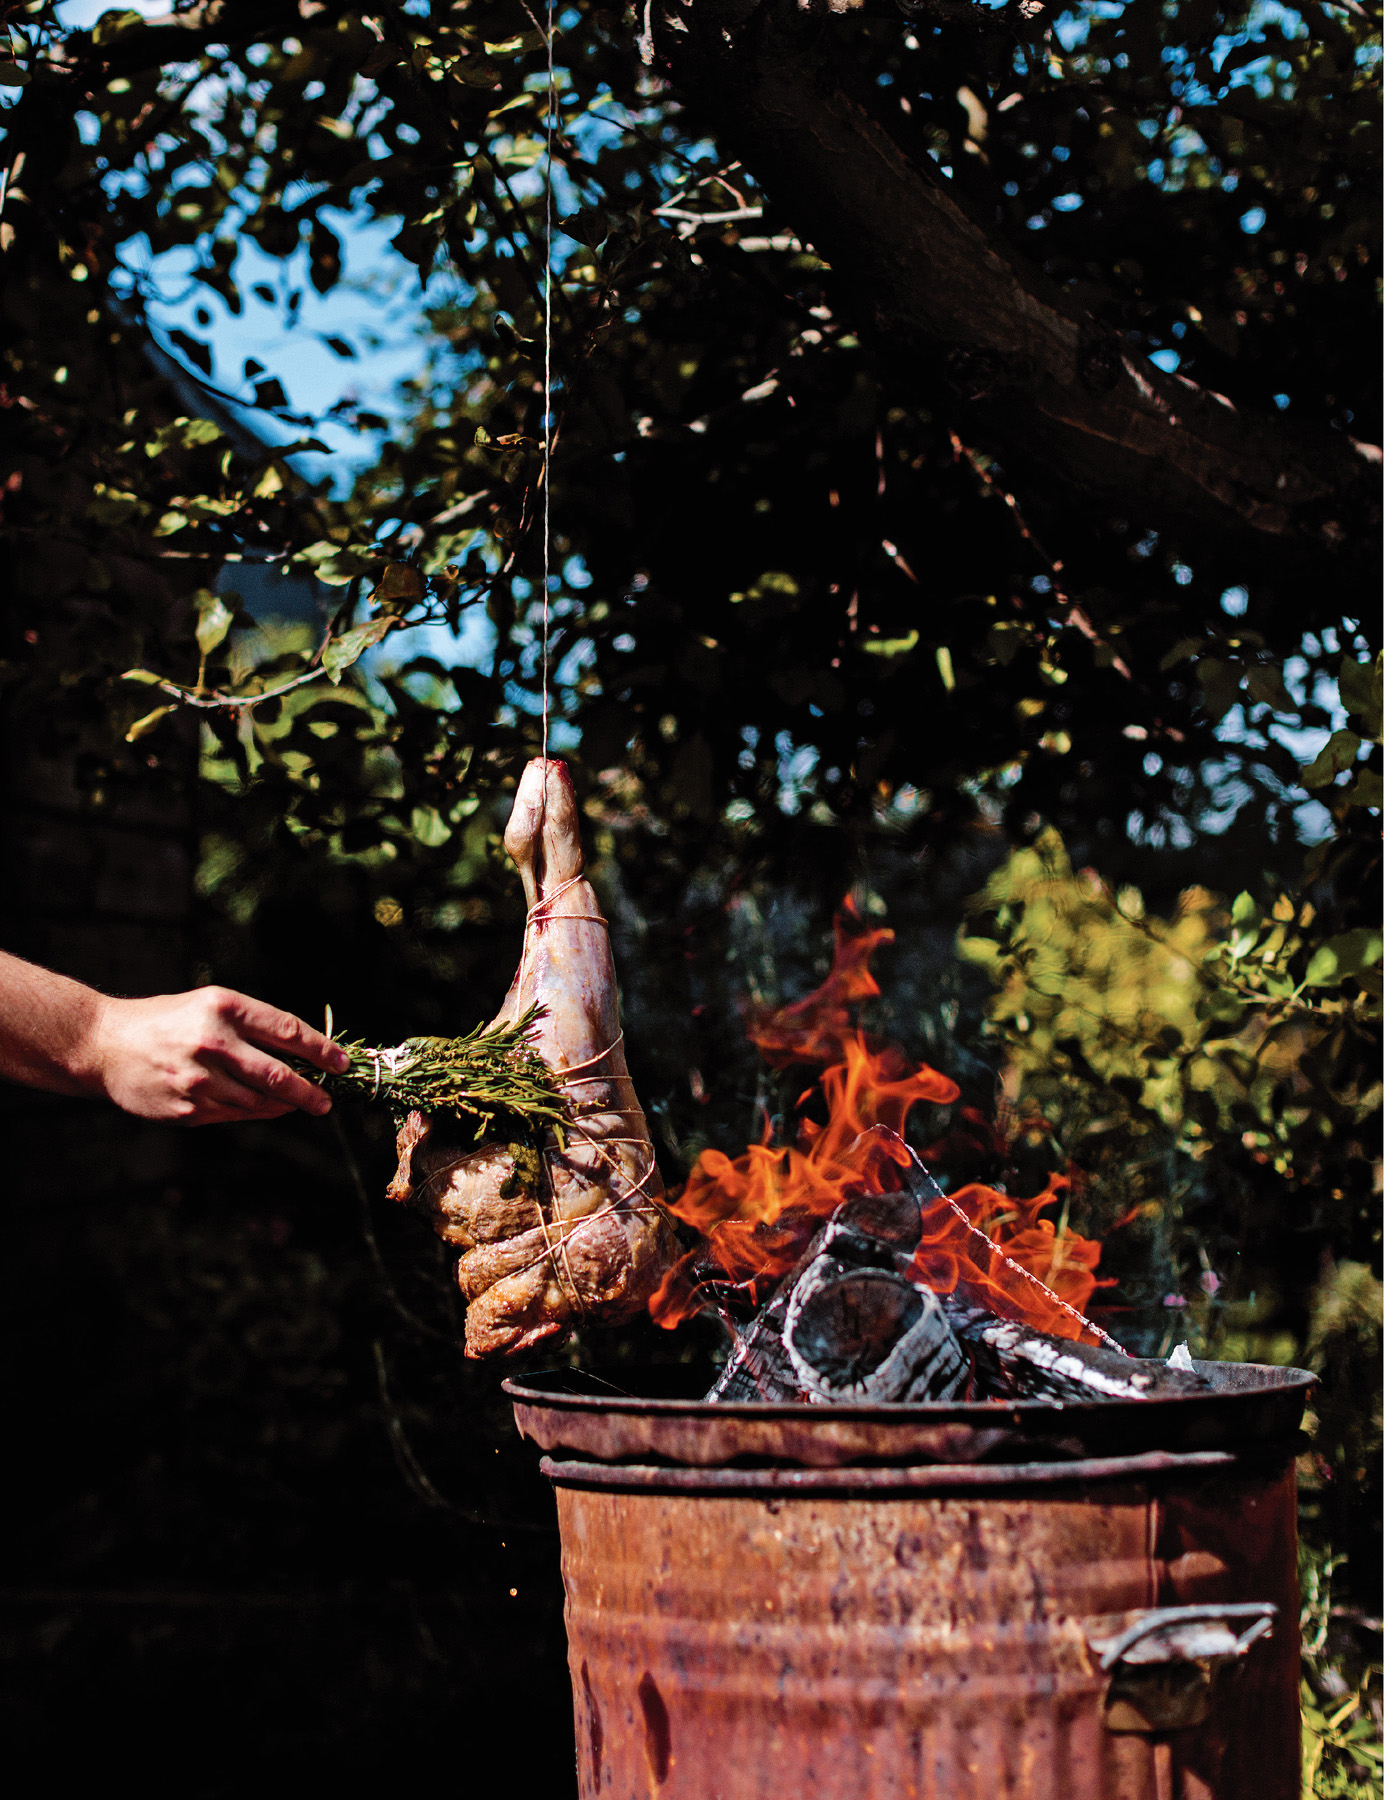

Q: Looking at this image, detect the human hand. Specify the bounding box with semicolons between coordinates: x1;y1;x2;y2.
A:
87;986;351;1125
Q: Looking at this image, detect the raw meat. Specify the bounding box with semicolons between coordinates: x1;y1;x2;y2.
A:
389;759;676;1357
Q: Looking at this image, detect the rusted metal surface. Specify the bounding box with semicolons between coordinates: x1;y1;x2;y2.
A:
505;1360;1314;1469
539;1447;1240;1494
547;1444;1300;1799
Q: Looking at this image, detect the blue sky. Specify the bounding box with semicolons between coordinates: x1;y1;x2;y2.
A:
59;0;438;487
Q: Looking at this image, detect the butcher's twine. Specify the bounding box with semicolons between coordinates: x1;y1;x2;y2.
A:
541;0;556;760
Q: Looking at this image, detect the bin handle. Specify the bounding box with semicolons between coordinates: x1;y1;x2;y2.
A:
1089;1601;1278;1671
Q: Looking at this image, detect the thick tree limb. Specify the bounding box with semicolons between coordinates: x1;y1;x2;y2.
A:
651;0;1380;580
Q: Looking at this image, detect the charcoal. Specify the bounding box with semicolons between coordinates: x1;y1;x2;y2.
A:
890;1144;949;1220
829;1162;926;1252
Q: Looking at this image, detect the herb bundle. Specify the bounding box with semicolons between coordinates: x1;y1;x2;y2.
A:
308;1005;568;1139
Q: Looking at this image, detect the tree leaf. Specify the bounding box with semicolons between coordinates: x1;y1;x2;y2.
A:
1158;636;1205;673
321;616;399;682
122;668;165;687
1303;929;1383;989
370;562;425;611
125;705;176;742
484;32;546;54
1230;890;1261;928
862;629;919;659
454;56;500;87
1244;663;1292;711
1338;654;1382;740
314;549;374;586
410;804;452;847
1301;729;1361;789
1341;768;1382;812
488;90;537;118
196;594;235;657
91;9;146;45
1195;657;1242;722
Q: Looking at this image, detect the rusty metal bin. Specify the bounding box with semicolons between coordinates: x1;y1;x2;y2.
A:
508;1362;1312;1800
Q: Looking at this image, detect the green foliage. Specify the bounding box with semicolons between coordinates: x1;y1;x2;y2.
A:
1303;1682;1384;1800
1301;1542;1384;1798
961;827;1379;1186
315;1003;569;1138
1;0;1378;870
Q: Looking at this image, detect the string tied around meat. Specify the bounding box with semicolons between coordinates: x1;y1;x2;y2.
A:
554;1029;627;1085
516;870;611;997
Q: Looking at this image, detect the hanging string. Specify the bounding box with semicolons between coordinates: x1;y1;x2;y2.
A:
540;0;556;765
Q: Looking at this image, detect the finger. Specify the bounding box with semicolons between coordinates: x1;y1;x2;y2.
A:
180;1069;294;1126
209;1041;334;1117
211;989;351;1074
187;1099;295;1127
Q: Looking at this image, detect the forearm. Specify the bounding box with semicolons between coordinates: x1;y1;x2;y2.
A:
0;951;108;1098
0;954;346;1124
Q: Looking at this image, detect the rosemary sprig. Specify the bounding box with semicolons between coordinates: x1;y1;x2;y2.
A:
308;1004;568;1141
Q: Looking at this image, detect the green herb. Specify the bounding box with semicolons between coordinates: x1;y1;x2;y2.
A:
308;1004;568;1141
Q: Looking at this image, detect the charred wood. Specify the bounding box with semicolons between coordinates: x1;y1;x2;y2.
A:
709;1175;966;1402
784;1266;968;1402
707;1132;1209;1406
941;1298;1209;1403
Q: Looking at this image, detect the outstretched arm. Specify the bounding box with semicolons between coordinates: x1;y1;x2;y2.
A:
0;951;348;1125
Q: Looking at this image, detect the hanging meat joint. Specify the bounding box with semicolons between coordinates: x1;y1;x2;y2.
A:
388;758;677;1357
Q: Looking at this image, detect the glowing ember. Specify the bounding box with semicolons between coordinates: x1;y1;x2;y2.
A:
651;904;1110;1343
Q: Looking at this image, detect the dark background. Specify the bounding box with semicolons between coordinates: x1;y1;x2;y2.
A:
0;1099;579;1792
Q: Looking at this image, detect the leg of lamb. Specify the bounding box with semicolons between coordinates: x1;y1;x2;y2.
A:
388;758;677;1357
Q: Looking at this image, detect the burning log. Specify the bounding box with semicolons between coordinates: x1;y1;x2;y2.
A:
709;1172;968;1403
653;905;1127;1353
708;1137;1208;1406
785;1271;967;1403
940;1302;1206;1403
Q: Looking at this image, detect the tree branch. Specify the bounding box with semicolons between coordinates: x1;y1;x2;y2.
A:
651;0;1380;584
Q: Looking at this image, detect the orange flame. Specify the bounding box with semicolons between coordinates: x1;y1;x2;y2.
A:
650;906;1111;1345
743;898;895;1068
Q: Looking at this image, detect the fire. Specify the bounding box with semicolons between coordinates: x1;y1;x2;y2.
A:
742;901;895;1067
650;904;1111;1346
